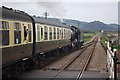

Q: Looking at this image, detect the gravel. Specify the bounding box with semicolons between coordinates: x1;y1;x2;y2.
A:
44;35;107;73
86;36;107;73
45;49;84;70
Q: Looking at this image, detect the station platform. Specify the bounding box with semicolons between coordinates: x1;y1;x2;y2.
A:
118;73;120;80
18;70;109;80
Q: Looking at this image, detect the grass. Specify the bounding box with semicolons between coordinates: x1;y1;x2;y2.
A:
113;45;120;50
84;32;95;42
100;34;108;48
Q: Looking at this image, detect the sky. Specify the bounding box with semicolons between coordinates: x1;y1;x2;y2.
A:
0;0;120;24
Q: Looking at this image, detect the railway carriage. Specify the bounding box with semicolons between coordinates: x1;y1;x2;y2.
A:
1;7;34;67
33;16;72;55
1;6;35;78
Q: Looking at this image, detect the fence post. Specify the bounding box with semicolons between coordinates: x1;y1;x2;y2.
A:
113;49;117;80
107;41;110;49
107;41;118;80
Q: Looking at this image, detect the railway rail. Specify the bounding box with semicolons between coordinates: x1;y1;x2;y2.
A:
52;36;98;80
76;37;98;80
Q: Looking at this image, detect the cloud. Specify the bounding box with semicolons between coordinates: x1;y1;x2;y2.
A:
37;2;66;18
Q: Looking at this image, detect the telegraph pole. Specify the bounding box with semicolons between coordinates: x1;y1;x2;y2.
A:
44;12;49;19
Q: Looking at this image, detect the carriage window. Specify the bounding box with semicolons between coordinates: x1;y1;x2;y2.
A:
49;27;52;40
37;25;40;41
61;29;63;39
59;29;61;39
28;24;32;42
65;30;67;39
67;30;69;39
69;30;71;39
14;22;21;44
0;21;1;46
57;28;59;39
0;21;2;29
41;27;43;40
65;29;67;39
66;30;69;39
60;29;62;39
1;21;9;46
64;29;66;39
54;27;56;39
44;26;48;40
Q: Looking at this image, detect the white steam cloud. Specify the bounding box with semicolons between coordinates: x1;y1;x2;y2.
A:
37;2;66;18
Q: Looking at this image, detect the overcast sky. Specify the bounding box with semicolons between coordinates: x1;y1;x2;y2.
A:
1;0;120;24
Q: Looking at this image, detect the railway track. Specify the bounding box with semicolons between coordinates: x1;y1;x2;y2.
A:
52;36;98;80
76;37;98;80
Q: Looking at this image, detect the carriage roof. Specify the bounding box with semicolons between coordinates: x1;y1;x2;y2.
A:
33;16;70;28
2;6;32;22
